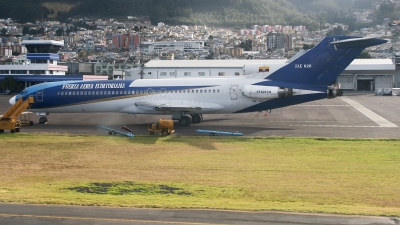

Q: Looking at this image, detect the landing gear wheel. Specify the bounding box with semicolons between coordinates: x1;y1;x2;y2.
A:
179;116;191;126
162;130;168;136
191;114;202;124
10;129;15;133
150;132;154;135
15;128;20;133
108;132;113;135
39;117;46;124
0;129;4;133
29;121;34;126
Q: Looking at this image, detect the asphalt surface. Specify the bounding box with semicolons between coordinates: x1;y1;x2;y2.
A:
2;92;400;138
0;203;398;225
1;92;400;224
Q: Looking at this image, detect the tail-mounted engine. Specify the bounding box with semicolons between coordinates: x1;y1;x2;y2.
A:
278;88;294;98
327;85;343;99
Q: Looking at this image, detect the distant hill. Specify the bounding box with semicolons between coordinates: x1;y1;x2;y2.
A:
54;0;321;29
0;0;390;30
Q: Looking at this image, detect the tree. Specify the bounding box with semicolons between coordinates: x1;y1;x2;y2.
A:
1;28;8;36
205;52;214;59
22;26;30;35
0;76;19;93
357;51;372;59
303;44;315;50
56;27;64;36
326;26;347;36
238;40;252;51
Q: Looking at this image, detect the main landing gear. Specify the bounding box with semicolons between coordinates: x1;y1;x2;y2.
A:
177;114;203;126
39;116;48;124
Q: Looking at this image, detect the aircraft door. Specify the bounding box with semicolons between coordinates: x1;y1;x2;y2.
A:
147;88;153;99
230;85;238;100
36;88;44;102
160;88;166;98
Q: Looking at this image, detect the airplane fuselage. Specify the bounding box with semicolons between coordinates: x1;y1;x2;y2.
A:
16;77;325;115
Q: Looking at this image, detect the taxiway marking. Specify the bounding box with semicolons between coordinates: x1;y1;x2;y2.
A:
0;213;226;225
340;97;397;127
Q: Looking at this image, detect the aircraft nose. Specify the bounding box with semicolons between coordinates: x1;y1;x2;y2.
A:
9;96;16;105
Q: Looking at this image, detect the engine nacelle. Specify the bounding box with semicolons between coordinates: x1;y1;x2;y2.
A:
327;85;343;99
242;85;279;99
278;88;294;98
326;86;343;98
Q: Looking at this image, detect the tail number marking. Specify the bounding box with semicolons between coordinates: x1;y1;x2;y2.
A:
295;64;312;68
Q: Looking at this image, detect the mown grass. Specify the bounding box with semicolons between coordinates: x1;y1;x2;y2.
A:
0;134;399;216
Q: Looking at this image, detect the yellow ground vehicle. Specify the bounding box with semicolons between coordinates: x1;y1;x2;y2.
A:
0;96;34;134
147;119;174;136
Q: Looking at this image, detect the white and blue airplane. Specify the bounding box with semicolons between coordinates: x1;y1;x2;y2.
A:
9;36;387;126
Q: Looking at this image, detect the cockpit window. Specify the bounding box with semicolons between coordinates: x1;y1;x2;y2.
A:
21;90;28;95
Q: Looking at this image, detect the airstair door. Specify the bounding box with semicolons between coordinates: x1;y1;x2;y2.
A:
36;89;44;102
230;85;238;100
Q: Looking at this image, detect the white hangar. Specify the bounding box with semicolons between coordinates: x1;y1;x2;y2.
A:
125;59;396;91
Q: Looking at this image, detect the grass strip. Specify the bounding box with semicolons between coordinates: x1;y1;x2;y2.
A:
0;134;399;216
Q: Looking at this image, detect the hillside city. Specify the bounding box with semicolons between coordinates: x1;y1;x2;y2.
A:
0;6;398;78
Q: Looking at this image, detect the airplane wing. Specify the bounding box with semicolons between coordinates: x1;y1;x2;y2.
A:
135;100;210;112
119;100;224;113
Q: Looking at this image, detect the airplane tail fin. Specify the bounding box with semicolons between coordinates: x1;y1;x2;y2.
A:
265;36;387;87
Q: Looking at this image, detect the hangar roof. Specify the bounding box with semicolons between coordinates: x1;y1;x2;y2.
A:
346;59;394;70
144;60;287;68
145;59;395;71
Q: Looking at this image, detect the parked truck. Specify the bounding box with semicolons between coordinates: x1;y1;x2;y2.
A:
147;119;174;136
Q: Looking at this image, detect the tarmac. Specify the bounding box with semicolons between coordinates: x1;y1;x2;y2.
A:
2;92;400;138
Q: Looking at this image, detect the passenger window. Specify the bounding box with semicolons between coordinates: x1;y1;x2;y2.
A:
112;91;115;95
124;90;127;94
200;90;203;93
108;91;111;95
96;91;99;95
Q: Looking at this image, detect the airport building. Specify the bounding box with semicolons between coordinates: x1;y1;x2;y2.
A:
0;40;82;87
0;40;105;92
125;59;397;91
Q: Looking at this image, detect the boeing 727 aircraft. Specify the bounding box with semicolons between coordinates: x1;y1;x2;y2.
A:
9;36;387;126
